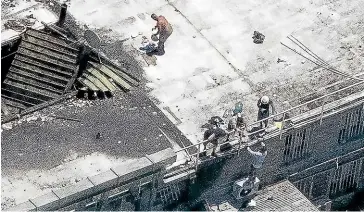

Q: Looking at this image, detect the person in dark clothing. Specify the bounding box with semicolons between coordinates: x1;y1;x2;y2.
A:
203;118;227;157
227;112;246;141
257;96;275;128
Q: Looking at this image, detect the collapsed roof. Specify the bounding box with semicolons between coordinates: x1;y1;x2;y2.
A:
1;26;140;122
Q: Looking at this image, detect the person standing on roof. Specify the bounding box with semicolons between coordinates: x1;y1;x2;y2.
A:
151;14;173;54
247;141;267;179
257;96;275;128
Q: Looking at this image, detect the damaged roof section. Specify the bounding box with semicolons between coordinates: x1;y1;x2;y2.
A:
2;28;79;114
78;60;139;95
1;26;140;121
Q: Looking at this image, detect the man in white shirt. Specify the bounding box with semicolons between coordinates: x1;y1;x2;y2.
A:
247;142;267;178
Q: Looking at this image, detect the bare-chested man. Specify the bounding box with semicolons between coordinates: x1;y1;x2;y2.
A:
151;14;173;53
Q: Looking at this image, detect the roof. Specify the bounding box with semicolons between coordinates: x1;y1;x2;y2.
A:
1;0;58;45
204;180;318;211
64;0;364;145
2;28;79;115
243;180;319;211
1;27;141;117
1;89;190;209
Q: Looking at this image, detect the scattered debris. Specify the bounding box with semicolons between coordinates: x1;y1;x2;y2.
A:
277;58;286;63
247;199;256;207
49;115;81;122
252;31;265;44
26;116;38;122
2;123;13;130
25;14;34;19
129;107;137;111
3;20;26;32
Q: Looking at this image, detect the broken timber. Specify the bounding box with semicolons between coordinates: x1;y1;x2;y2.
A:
1;28;80;115
1;91;77;124
78;61;133;93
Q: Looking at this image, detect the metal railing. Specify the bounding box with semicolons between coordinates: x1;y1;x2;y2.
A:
173;78;364;172
171;36;364;172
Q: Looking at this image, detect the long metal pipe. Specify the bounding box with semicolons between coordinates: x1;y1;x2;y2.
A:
288;35;364;81
281;42;364;81
247;80;364;127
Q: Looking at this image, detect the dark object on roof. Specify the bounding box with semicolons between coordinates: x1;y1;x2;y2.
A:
252;31;265;44
1;28;79;114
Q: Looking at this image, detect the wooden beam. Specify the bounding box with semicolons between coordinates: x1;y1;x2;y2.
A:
1;91;77;124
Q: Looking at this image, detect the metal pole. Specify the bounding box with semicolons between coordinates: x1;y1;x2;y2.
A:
57;3;67;27
195;144;200;172
320;97;326;125
279;112;286;140
237;129;242;156
174;81;364;154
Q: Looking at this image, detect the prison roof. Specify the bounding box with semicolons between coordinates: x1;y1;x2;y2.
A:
243;180;319;211
1;89;190;208
63;0;364;144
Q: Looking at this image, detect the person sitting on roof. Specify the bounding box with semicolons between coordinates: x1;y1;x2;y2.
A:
247;141;267;179
257;96;275;129
203;118;227;157
227;112;246;141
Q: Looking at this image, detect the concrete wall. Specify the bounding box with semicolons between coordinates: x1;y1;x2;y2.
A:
8;148;177;211
8;98;364;211
187;100;364;206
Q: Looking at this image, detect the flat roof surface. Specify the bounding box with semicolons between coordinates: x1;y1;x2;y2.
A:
65;0;364;144
1;89;190;208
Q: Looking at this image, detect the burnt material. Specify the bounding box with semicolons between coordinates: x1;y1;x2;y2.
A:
57;3;68;27
1;28;79;114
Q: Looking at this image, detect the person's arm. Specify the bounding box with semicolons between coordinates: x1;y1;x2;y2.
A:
247;147;260;156
207;133;216;142
257;99;261;108
152;23;160;35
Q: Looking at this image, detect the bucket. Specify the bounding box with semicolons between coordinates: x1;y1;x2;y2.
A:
233;101;243;115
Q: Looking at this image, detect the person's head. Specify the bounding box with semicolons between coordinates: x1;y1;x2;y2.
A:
260;142;267;153
151;14;158;21
261;96;270;104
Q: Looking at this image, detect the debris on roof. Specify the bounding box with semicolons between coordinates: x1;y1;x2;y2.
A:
78;61;133;93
